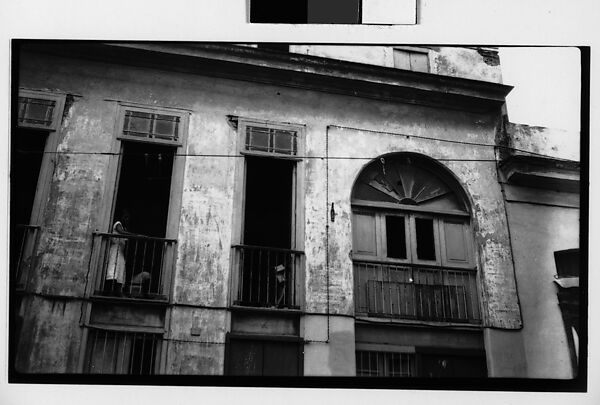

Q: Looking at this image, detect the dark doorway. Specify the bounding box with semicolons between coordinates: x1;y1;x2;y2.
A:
243;156;293;248
108;141;175;298
113;141;174;237
10;128;47;227
238;156;295;307
10;128;47;278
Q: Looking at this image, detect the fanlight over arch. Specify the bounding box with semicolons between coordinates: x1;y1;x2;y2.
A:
352;153;469;213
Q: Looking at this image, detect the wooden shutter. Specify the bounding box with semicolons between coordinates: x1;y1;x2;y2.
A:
353;213;377;256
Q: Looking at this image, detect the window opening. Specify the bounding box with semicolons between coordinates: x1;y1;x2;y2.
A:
10;128;47;286
18;97;56;127
415;217;436;260
385;215;406;259
245;126;298;156
122;110;180;143
98;141;175;298
351;154;478;324
356;351;416;377
237;156;297;307
554;249;579;278
85;329;161;374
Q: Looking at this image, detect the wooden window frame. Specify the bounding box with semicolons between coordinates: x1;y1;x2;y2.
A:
351;207;473;270
17;89;66;131
15;89;67;227
230;118;306;308
115;103;187;147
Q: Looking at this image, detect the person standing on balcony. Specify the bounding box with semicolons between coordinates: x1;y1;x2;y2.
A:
105;209;133;296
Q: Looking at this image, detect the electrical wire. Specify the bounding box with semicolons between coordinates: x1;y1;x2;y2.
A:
11;149;576;163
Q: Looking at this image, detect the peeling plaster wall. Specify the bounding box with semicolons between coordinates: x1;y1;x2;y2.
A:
430;47;503;83
507;122;580;161
291;46;502;83
15;296;83;373
17;47;521;374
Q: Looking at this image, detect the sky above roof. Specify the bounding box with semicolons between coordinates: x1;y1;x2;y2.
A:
499;47;581;133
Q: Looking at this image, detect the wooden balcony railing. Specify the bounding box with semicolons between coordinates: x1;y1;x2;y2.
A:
232;244;302;309
354;260;480;323
91;232;176;300
11;224;41;291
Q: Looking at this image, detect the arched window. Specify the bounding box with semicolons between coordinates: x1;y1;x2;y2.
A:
351;153;480;323
352;153;486;377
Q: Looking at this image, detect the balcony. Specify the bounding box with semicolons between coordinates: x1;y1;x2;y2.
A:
232;244;302;309
11;224;41;291
90;232;177;301
354;260;480;323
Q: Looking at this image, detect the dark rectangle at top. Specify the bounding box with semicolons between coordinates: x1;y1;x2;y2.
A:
250;0;361;24
250;0;308;23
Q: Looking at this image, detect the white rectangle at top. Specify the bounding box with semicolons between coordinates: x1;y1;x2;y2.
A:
362;0;417;24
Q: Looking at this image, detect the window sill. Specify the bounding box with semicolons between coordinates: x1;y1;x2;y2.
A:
355;315;482;329
230;304;302;316
90;294;169;306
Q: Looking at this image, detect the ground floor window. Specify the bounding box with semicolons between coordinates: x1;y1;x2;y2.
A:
84;328;162;375
226;336;303;376
356;349;487;378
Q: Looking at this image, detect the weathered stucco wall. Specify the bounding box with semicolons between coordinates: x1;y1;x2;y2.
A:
505;203;579;378
291;45;503;83
507;122;580;161
430;47;503;83
17;46;521;375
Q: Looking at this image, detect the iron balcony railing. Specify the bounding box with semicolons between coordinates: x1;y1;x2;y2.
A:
232;244;303;309
91;232;177;300
11;224;41;291
354;260;480;323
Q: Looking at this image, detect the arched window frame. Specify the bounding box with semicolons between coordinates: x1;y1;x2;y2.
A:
351;153;480;324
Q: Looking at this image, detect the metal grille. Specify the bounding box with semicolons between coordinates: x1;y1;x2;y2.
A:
245;126;297;155
356;351;415;377
11;224;40;290
18;97;56;127
233;244;302;308
85;328;161;374
123;110;180;142
92;232;176;299
354;260;480;323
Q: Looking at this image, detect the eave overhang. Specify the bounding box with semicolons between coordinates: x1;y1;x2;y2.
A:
19;42;513;113
499;154;580;193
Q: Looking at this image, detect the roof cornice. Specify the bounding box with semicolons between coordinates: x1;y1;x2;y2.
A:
22;42;513;113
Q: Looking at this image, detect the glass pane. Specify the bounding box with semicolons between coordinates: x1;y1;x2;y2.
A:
246;126;270;151
415;217;436;260
153;114;179;140
124;111;152;135
272;129;296;154
19;97;55;126
386;216;407;259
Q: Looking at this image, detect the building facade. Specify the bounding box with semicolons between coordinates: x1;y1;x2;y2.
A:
10;43;581;378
